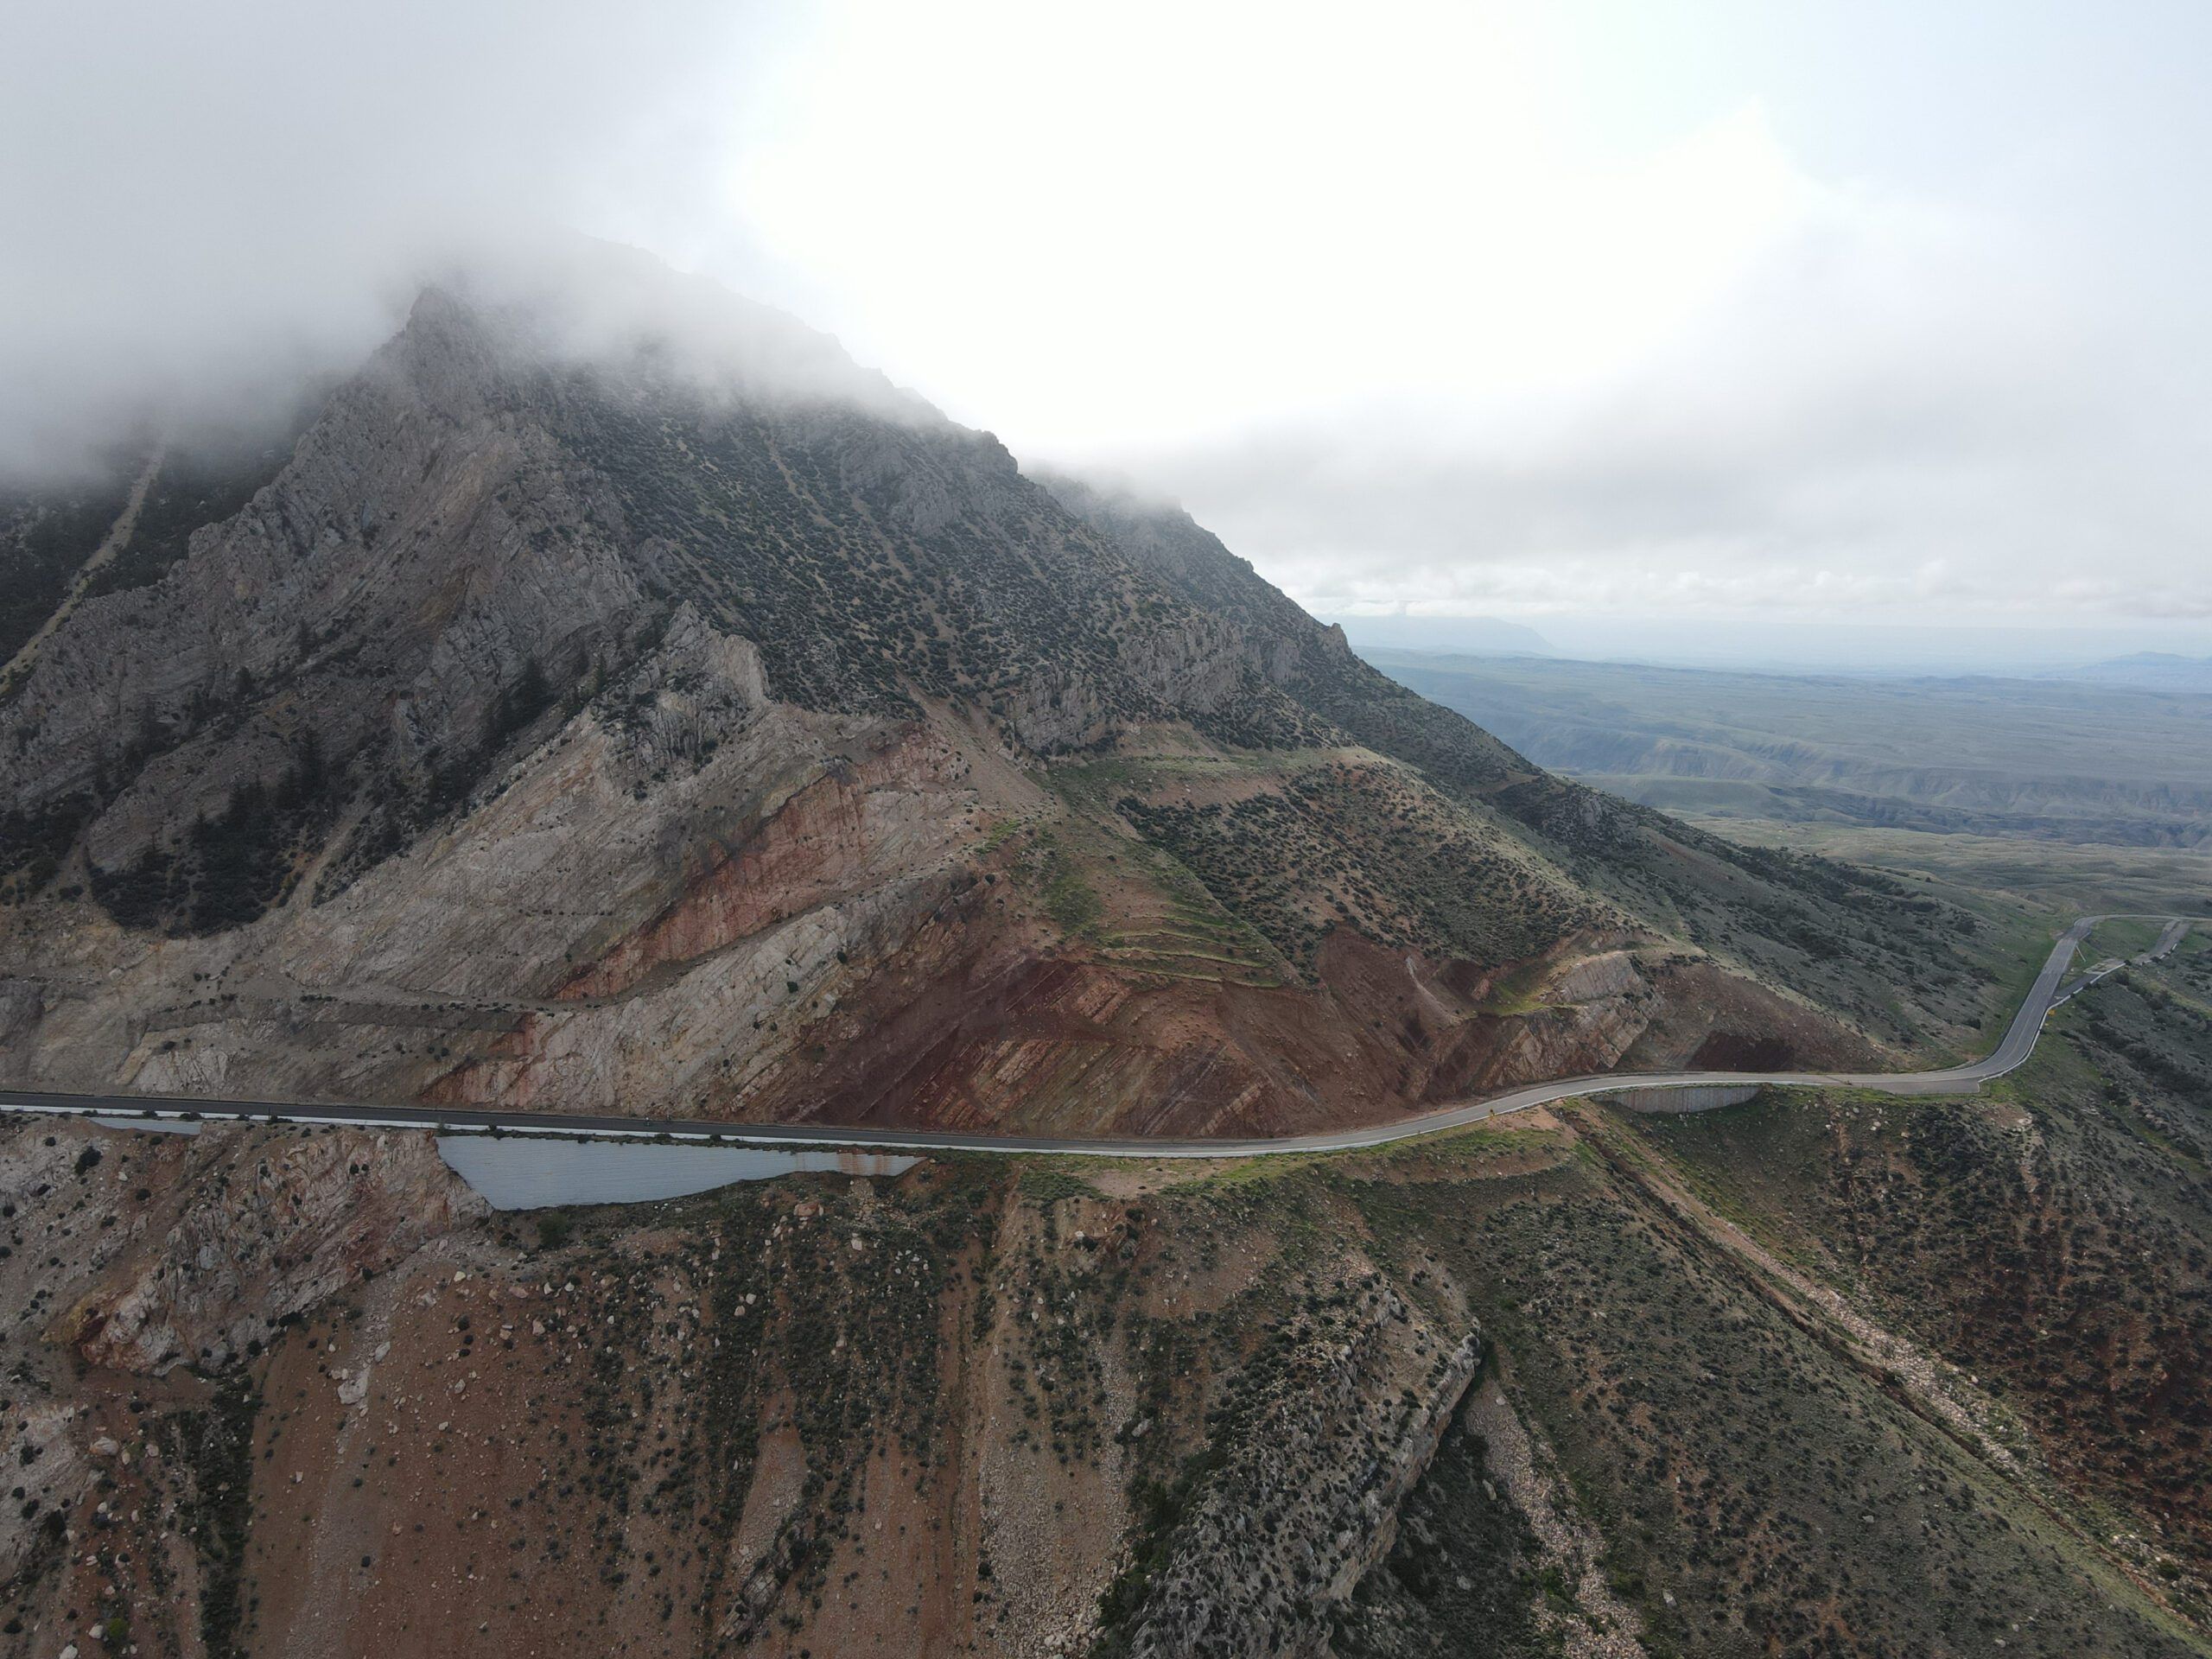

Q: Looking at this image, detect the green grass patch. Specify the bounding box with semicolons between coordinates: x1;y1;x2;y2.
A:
1016;1164;1102;1204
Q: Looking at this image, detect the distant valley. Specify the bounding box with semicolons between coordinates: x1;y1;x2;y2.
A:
1366;648;2212;853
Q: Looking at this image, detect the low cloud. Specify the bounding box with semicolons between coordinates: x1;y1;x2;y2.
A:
1095;194;2209;627
4;0;2206;637
0;0;768;476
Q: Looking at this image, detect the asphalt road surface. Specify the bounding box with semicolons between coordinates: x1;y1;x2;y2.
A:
2052;914;2195;1007
0;914;2186;1160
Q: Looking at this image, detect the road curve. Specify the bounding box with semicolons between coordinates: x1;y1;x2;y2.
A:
0;914;2187;1160
2052;914;2195;1008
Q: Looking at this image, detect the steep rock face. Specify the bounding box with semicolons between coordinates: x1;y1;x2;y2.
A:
1122;1309;1482;1659
3;608;999;1116
4;292;651;861
0;1115;482;1586
63;1124;483;1373
0;283;1293;938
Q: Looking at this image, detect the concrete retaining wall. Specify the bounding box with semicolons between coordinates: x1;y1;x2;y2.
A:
1604;1084;1762;1115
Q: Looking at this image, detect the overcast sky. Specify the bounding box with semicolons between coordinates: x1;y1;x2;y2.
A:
4;0;2208;653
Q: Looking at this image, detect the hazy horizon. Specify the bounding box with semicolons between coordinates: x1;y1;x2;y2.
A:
1325;611;2212;677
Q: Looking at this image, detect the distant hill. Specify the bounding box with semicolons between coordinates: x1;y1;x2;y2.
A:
1315;613;1554;658
2044;652;2212;694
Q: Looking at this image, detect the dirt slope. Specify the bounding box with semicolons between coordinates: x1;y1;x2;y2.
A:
5;956;2209;1659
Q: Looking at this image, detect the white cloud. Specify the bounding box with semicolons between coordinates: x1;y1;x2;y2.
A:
734;3;1824;447
721;0;2209;628
0;0;766;474
3;0;2206;632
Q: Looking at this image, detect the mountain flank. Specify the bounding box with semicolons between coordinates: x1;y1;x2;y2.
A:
3;933;2207;1656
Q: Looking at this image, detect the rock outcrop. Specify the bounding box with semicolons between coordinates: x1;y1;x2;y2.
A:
1122;1302;1482;1658
63;1124;484;1373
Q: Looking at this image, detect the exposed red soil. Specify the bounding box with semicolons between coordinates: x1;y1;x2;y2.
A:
746;918;1674;1138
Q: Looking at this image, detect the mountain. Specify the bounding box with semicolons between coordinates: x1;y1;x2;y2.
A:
1;256;2005;1135
1316;612;1554;657
2046;652;2212;695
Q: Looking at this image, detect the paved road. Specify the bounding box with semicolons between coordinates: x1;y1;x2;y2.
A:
2052;915;2195;1007
2145;917;2195;961
0;914;2186;1160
